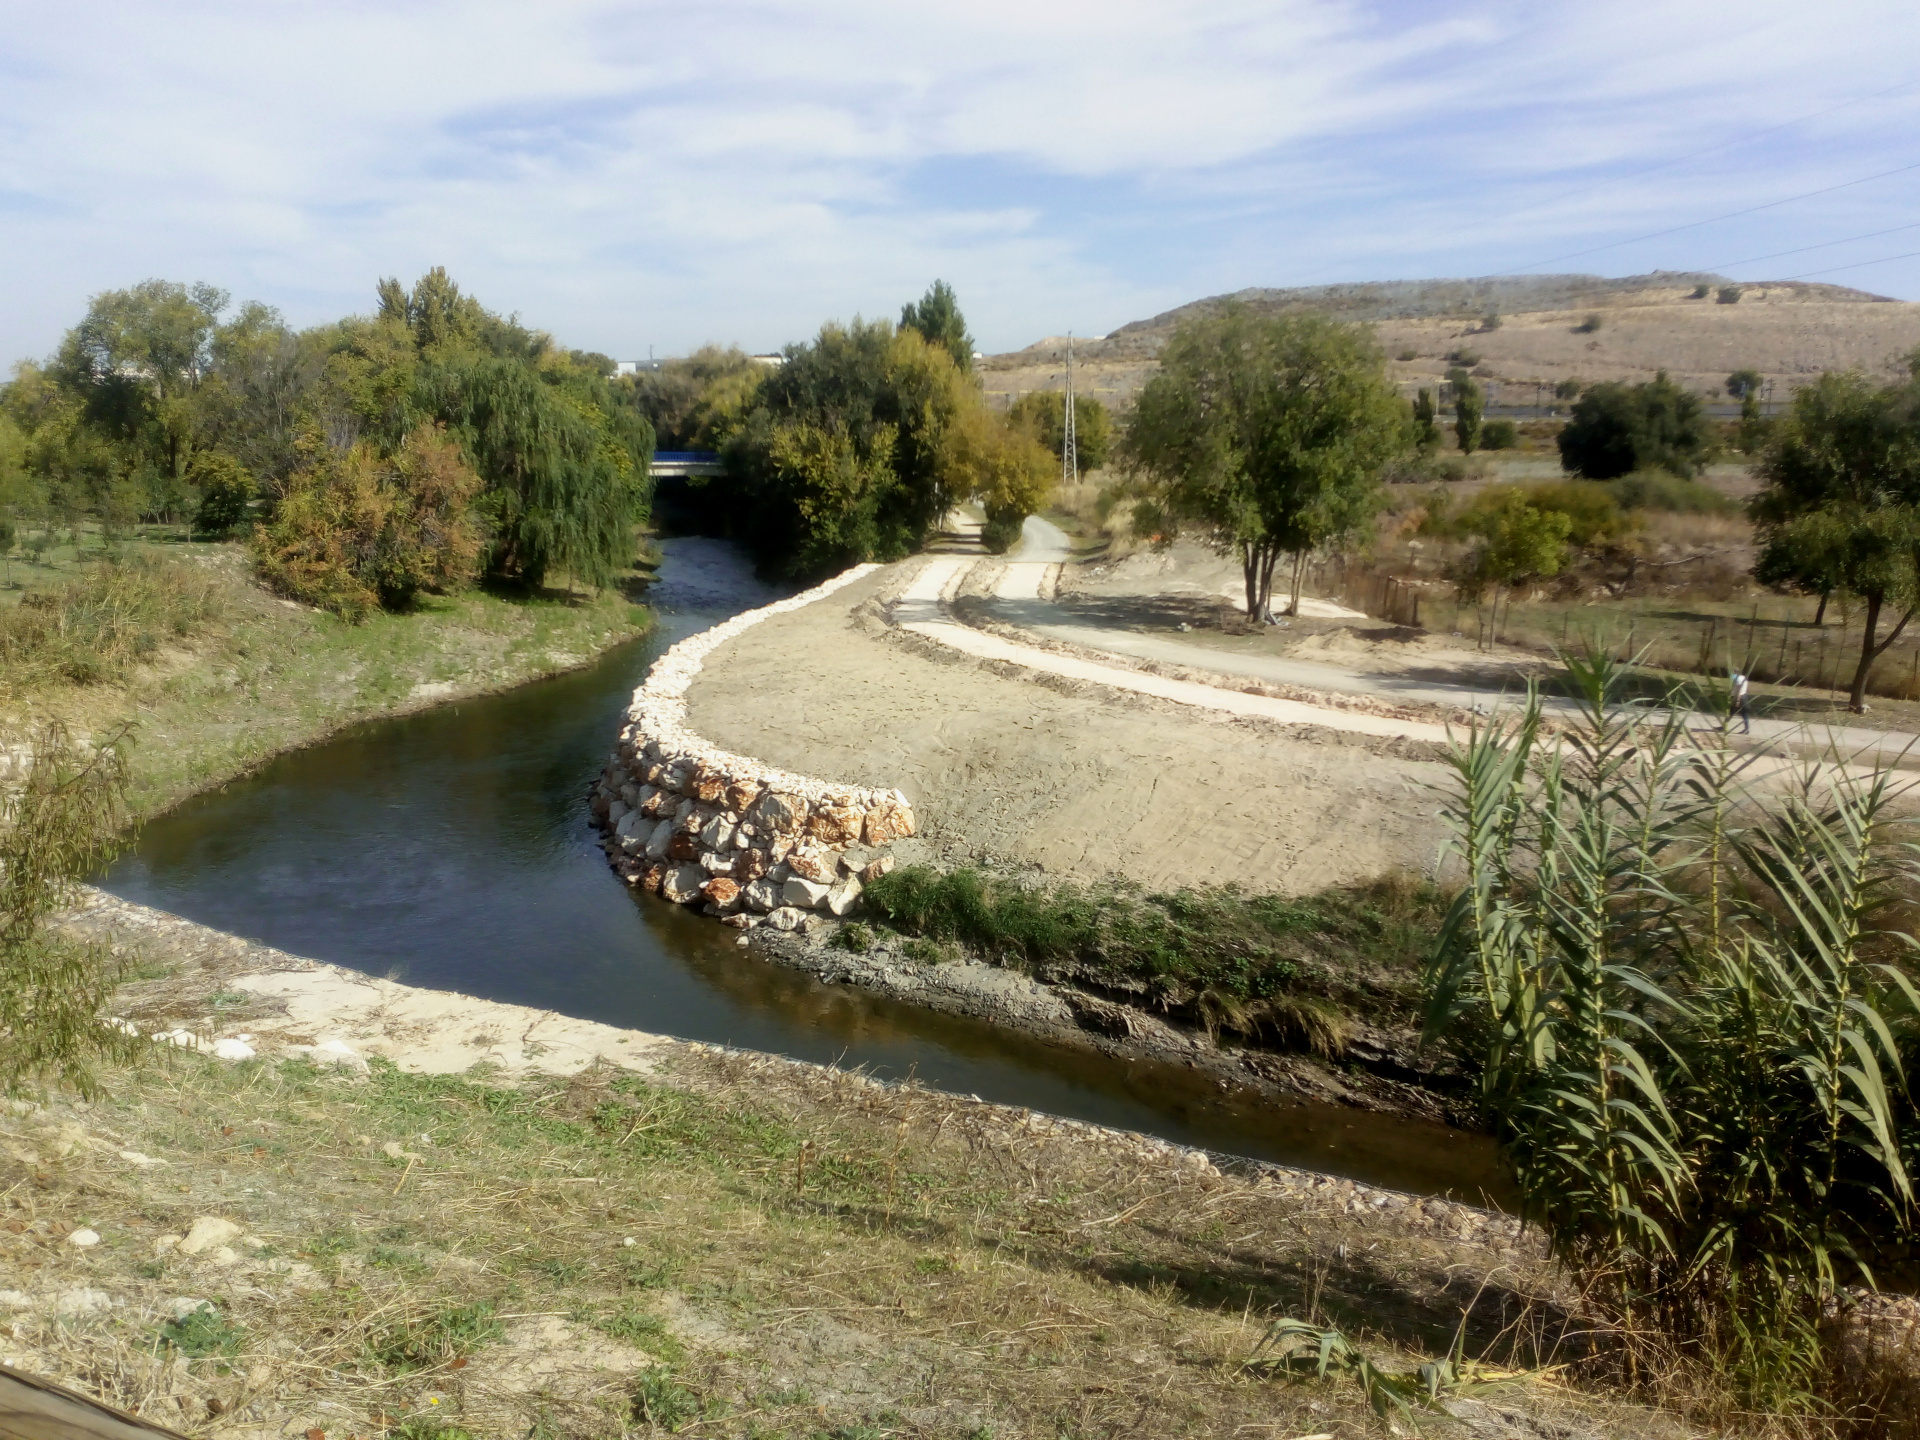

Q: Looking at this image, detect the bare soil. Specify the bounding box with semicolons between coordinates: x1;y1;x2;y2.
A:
683;562;1452;896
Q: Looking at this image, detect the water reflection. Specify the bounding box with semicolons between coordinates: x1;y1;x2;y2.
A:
105;538;1505;1205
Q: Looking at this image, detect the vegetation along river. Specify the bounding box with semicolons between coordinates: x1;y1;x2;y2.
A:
104;539;1503;1204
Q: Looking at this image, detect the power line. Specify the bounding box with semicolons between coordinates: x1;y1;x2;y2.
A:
1779;247;1920;281
1706;221;1920;273
1504;159;1920;273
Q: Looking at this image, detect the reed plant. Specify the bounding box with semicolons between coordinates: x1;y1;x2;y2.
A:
1429;645;1920;1412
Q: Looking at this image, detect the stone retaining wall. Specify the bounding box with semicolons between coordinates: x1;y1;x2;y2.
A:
591;563;915;932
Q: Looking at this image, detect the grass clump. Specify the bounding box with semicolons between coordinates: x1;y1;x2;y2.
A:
630;1367;703;1431
588;1305;685;1361
864;867;1443;1046
0;554;221;698
155;1304;246;1359
368;1300;504;1374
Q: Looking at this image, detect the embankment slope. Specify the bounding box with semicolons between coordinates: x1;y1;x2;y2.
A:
682;560;1449;894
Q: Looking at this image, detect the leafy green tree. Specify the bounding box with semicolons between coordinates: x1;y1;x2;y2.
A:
1410;388;1441;451
191;451;254;536
1123;306;1408;621
255;425;485;619
624;346;764;450
1728;368;1769;454
899;280;974;372
1557;371;1712;479
1751;370;1920;710
1457;489;1572;623
1452;372;1484;454
1007;390;1113;471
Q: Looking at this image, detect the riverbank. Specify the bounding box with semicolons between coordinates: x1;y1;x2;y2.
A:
4;891;1668;1440
4;544;655;819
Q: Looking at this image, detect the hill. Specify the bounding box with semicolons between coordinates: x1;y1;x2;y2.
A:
981;271;1920;413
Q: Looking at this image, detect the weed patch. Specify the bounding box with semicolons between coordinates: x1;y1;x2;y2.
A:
155;1304;246;1360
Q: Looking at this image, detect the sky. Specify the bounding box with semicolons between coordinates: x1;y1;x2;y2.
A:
4;1;1920;362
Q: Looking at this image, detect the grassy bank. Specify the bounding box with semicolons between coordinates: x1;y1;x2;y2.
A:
1;539;654;818
0;1037;1629;1440
861;867;1445;1057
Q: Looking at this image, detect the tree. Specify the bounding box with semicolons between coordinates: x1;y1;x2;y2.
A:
899;280;974;372
1557;371;1712;479
1411;388;1441;452
0;718;141;1095
0;512;13;585
623;346;764;450
1123;306;1408;622
1451;371;1484;454
1750;370;1920;711
191;451;254;536
1728;368;1768;454
254;425;485;619
1554;378;1582;402
1007;390;1113;471
1457;488;1572;630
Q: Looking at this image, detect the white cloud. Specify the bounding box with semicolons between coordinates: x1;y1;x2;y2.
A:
2;0;1918;362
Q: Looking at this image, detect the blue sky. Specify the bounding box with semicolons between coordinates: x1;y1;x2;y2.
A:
3;1;1918;361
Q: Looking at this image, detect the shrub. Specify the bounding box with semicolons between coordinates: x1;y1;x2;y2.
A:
1717;285;1743;304
1574;313;1603;334
0;557;221;696
1691;282;1712;298
1609;468;1736;514
157;1304;246;1359
191;451;254;536
1480;311;1502;332
1554;378;1583;401
1395;348;1418;362
254;425;483;620
1481;418;1518;450
1557;371;1712;479
1446;347;1480;366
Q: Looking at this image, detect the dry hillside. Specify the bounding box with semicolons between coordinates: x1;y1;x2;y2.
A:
983;271;1920;411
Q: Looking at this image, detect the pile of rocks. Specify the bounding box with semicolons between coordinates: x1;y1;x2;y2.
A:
591;563;915;932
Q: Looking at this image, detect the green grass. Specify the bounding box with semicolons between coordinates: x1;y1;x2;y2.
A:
155;1304;246;1359
862;867;1445;1044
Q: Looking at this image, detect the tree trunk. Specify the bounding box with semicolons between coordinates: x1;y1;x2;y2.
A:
1258;546;1282;622
1285;549;1306;618
1849;593;1916;713
1815;588;1830;627
1241;546;1259;621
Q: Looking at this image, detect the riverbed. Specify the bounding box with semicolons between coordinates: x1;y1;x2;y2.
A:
104;538;1504;1204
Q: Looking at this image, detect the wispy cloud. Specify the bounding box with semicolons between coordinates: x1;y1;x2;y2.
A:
2;0;1917;361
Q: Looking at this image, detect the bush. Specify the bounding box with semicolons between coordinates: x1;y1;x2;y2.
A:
191;451;254;536
1690;283;1712;299
1554;378;1583;401
254;425;484;620
1480;311;1502;332
1480;418;1518;450
1574;313;1603;334
1395;348;1418;362
0;557;222;696
1557;371;1712;479
1446;347;1480;366
1717;285;1743;304
1609;468;1736;514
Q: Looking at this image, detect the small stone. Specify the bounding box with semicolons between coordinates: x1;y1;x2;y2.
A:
662;864;708;904
692;769;727;805
735;849;770;883
210;1038;255;1061
742;879;781;913
859;853;895;883
641;864;666;895
724;780;763;813
699;850;735;876
782;876;832;910
178;1217;243;1257
825;876;863;917
50;1287;115;1315
765;906;808;932
208;1246;239;1267
721;913;753;929
67;1227;101;1247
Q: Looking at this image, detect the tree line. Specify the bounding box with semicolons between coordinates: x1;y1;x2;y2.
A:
0;270;652;618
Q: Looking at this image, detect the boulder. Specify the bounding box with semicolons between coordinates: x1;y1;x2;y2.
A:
734;849;770;883
692;769;727;805
644;818;674;861
725;780;763;813
640;786;672;818
619;781;640;807
613;809;645;843
607;799;630;829
783;876;832;910
825;876;863;917
668;831;703;862
859;853;895;883
765;906;808;933
662;864;708;904
786;845;836;883
641;864;666;895
662;760;695;794
748;790;809;835
808;803;864;847
742;879;782;913
178;1216;242;1257
699;813;736;850
700;850;735;876
863;797;915;845
701;877;742;913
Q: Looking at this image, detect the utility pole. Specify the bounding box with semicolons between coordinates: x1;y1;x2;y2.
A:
1062;332;1079;487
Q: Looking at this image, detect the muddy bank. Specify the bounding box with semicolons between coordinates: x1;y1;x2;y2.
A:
740;913;1472;1128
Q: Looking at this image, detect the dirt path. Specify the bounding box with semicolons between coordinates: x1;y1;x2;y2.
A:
683;561;1451;893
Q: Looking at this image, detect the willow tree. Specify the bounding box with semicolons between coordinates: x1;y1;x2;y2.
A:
422;356;651;591
1123;307;1407;621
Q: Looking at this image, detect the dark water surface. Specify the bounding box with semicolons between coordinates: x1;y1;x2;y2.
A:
105;540;1505;1205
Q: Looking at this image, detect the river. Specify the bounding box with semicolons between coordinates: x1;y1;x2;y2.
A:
103;538;1505;1205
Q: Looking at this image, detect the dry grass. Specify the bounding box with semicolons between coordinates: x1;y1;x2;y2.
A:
0;1020;1681;1440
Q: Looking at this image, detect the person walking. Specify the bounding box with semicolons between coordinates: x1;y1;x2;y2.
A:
1731;670;1751;734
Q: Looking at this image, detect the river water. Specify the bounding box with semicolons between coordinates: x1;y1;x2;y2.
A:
104;539;1505;1204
